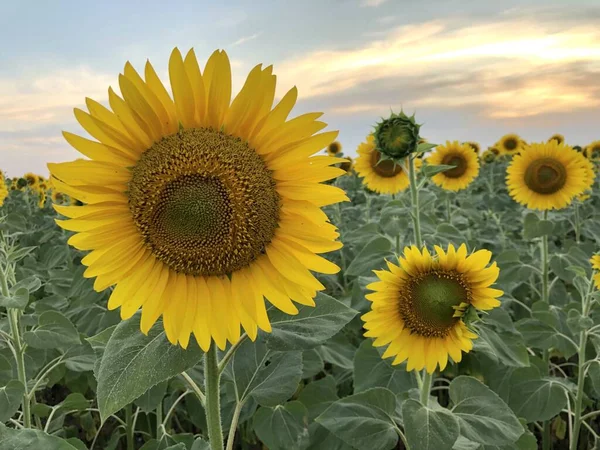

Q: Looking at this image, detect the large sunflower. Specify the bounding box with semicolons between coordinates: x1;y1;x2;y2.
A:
362;244;502;373
592;255;600;290
427;141;479;191
354;134;420;194
506;141;589;210
49;48;348;351
497;133;524;156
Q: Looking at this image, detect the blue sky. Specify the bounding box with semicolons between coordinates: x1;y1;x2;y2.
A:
1;0;600;176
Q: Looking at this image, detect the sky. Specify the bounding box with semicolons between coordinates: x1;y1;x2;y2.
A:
1;0;600;176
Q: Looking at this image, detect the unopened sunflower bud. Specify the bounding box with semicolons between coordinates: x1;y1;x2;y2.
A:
374;110;421;160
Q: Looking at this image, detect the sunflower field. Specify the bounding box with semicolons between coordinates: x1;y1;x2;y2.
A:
1;49;600;450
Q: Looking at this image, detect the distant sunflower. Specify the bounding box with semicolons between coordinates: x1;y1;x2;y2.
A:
464;141;480;153
340;157;353;174
497;133;524;156
49;48;347;351
549;133;564;145
51;190;68;204
354;134;420;194
489;147;500;156
584;141;600;161
0;172;7;207
482;150;496;164
427;141;480;191
506;141;589;210
24;173;39;188
592;255;600;290
327;141;342;156
362;244;502;373
38;191;46;208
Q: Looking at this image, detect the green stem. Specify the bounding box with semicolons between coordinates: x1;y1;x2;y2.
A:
540;210;550;450
420;371;433;406
205;343;224;450
570;274;596;450
574;203;581;244
125;404;134;450
2;266;30;429
225;402;243;450
445;197;451;224
218;334;248;375
155;400;163;440
408;155;423;247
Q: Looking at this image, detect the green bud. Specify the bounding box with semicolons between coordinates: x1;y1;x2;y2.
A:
373;110;421;160
16;178;27;189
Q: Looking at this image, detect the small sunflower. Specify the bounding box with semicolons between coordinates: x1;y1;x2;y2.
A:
49;48;348;352
584;141;600;161
354;134;421;194
340;157;353;174
497;133;524;156
0;172;7;207
23;172;39;188
464;141;480;153
38;191;46;208
549;133;564;145
327;141;342;156
427;141;480;191
362;244;502;373
482;150;496;164
51;190;68;204
489;147;500;155
506;141;590;211
592;255;600;290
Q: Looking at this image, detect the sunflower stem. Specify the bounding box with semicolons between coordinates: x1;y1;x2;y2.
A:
125;403;134;450
155;400;163;440
1;262;31;429
570;273;596;450
408;155;423;248
540;209;551;450
574;202;581;244
205;342;224;450
420;371;433;406
445;196;451;224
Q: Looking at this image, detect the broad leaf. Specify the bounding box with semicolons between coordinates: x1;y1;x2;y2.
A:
473;324;529;367
253;401;310;450
264;293;357;351
345;236;393;277
298;375;339;421
0;380;25;422
450;376;523;446
96;313;204;422
316;387;399;450
508;368;567;422
0;423;80;449
23;311;80;350
402;399;460;450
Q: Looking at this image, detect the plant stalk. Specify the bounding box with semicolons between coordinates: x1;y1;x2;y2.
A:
205;342;224;450
408;155;423;248
540;210;550;450
420;371;433;406
225;402;243;450
125;404;134;450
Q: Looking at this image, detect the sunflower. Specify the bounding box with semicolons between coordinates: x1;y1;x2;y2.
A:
23;172;39;188
464;141;480;153
427;141;479;191
506;141;590;211
327;141;342;156
592;255;600;290
51;190;68;204
38;191;46;208
481;150;496;164
577;157;596;201
0;172;7;207
497;133;524;156
489;147;500;155
354;134;421;194
549;133;564;145
49;48;348;351
340;157;353;174
584;141;600;161
362;244;502;373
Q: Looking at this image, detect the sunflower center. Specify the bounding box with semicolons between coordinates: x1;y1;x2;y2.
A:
441;154;467;178
400;271;470;337
128;127;280;276
524;158;567;195
504;138;518;151
370;150;403;178
328;142;341;154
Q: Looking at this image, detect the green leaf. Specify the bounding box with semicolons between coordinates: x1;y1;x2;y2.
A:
416;142;438;153
523;213;553;240
0;287;29;309
264;293;357;351
0;423;80;449
23;311;81;350
11;276;42;295
473;324;529;367
96;313;204;423
191;438;211;450
515;318;554;349
86;325;117;377
225;340;302;407
345;236;393;277
422;164;457;177
508;368;567;422
316;388;399;450
253;401;310;450
353;340;417;394
0;380;25;422
402;399;460;450
450;376;523;446
135;380;168;413
435;223;466;242
298;375;339;421
7;246;37;263
57;393;90;411
302;349;324;378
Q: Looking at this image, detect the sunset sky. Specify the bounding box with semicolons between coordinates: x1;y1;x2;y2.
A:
1;0;600;176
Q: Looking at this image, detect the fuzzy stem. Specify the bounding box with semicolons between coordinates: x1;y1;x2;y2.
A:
420;371;433;406
408;155;423;247
205;343;224;450
574;203;581;244
541;210;551;450
225;402;243;450
125;404;134;450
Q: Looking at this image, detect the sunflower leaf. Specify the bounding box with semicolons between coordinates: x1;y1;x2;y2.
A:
264;293;357;351
95;313;204;423
422;164;457;177
253;402;310;450
402;399;460;450
0;423;80;449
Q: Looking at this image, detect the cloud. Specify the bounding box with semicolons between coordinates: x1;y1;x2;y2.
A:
231;33;262;47
361;0;389;7
274;11;600;119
